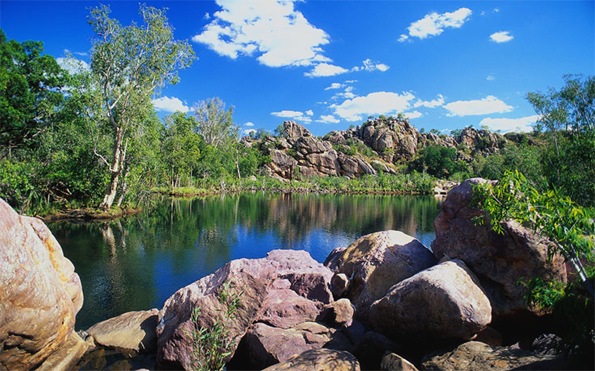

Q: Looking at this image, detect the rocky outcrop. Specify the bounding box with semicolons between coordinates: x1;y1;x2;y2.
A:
264;121;380;180
325;230;437;323
421;341;568;370
431;178;567;319
0;198;85;370
156;249;335;369
263;348;361;371
369;260;492;342
456;127;506;156
86;309;159;353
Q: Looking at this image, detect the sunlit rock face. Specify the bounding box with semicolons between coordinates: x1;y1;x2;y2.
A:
0;198;84;370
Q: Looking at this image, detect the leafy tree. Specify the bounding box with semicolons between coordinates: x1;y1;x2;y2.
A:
0;30;67;159
162;112;202;188
194;97;235;148
527;74;595;206
410;145;465;178
87;4;195;209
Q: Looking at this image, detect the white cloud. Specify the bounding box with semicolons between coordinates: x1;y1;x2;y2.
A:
399;7;472;42
271;109;312;123
490;31;514;43
325;82;345;90
305;63;349;77
331;86;356;100
487;74;495;81
152;96;190;113
57;57;90;74
243;128;257;136
318;115;340;124
244;122;255;127
352;58;390;72
404;111;423;119
193;0;331;68
330;91;416;122
443;95;513;116
414;94;445;108
479;115;540;132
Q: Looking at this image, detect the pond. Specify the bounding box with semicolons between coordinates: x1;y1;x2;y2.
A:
50;193;441;330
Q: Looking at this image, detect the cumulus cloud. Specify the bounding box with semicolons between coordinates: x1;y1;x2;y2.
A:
487;74;495;81
244;122;255;127
414;94;445;108
318;115;340;124
479;115;540;133
330;91;416;122
331;86;356;100
490;31;514;43
152;96;190;113
57;57;90;74
404;111;423;119
305;63;349;77
271;109;312;123
193;0;331;68
398;7;472;42
443;95;513;116
325;82;345;90
352;59;390;72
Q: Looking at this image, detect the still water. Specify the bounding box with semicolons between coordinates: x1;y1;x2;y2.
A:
50;193;440;330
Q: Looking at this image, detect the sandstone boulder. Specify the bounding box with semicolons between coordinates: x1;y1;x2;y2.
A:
86;309;159;353
241;322;334;368
263;348;361;371
0;198;85;370
421;341;567;370
325;231;436;323
431;178;567;318
369;260;492;342
157;249;334;369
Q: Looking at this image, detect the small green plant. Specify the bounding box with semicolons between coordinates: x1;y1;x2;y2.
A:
186;281;243;371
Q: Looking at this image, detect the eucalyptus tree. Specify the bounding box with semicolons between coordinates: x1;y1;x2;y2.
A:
88;4;195;209
162;112;202;188
527;74;595;206
194;97;236;149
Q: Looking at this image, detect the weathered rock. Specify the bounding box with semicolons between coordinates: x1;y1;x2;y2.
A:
257;279;321;329
263;348;361;371
369;260;492;342
330;272;350;299
37;332;88;371
243;322;334;368
0;198;84;370
156;249;334;369
380;352;418;371
325;230;437;323
86;309;159;353
157;258;276;369
431;178;567;318
318;298;355;327
421;341;567;370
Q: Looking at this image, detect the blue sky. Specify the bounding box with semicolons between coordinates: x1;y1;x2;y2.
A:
2;0;593;136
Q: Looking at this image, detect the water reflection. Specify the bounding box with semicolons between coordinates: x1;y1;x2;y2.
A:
50;193;439;329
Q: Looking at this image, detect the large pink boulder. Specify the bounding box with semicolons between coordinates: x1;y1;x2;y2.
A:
0;198;85;369
369;260;492;342
156;249;335;369
431;178;567;318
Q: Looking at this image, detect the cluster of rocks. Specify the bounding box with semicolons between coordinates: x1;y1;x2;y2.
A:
0;178;576;369
250;120;511;181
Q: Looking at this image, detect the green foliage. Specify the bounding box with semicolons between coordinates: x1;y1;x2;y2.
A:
410;145;465;179
473;170;594;298
0;30;67;158
527;74;595;206
187;281;242;371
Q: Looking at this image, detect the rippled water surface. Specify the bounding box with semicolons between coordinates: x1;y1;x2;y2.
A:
50;193;440;329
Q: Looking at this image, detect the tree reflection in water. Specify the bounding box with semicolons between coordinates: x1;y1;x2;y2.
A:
50;193;439;330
